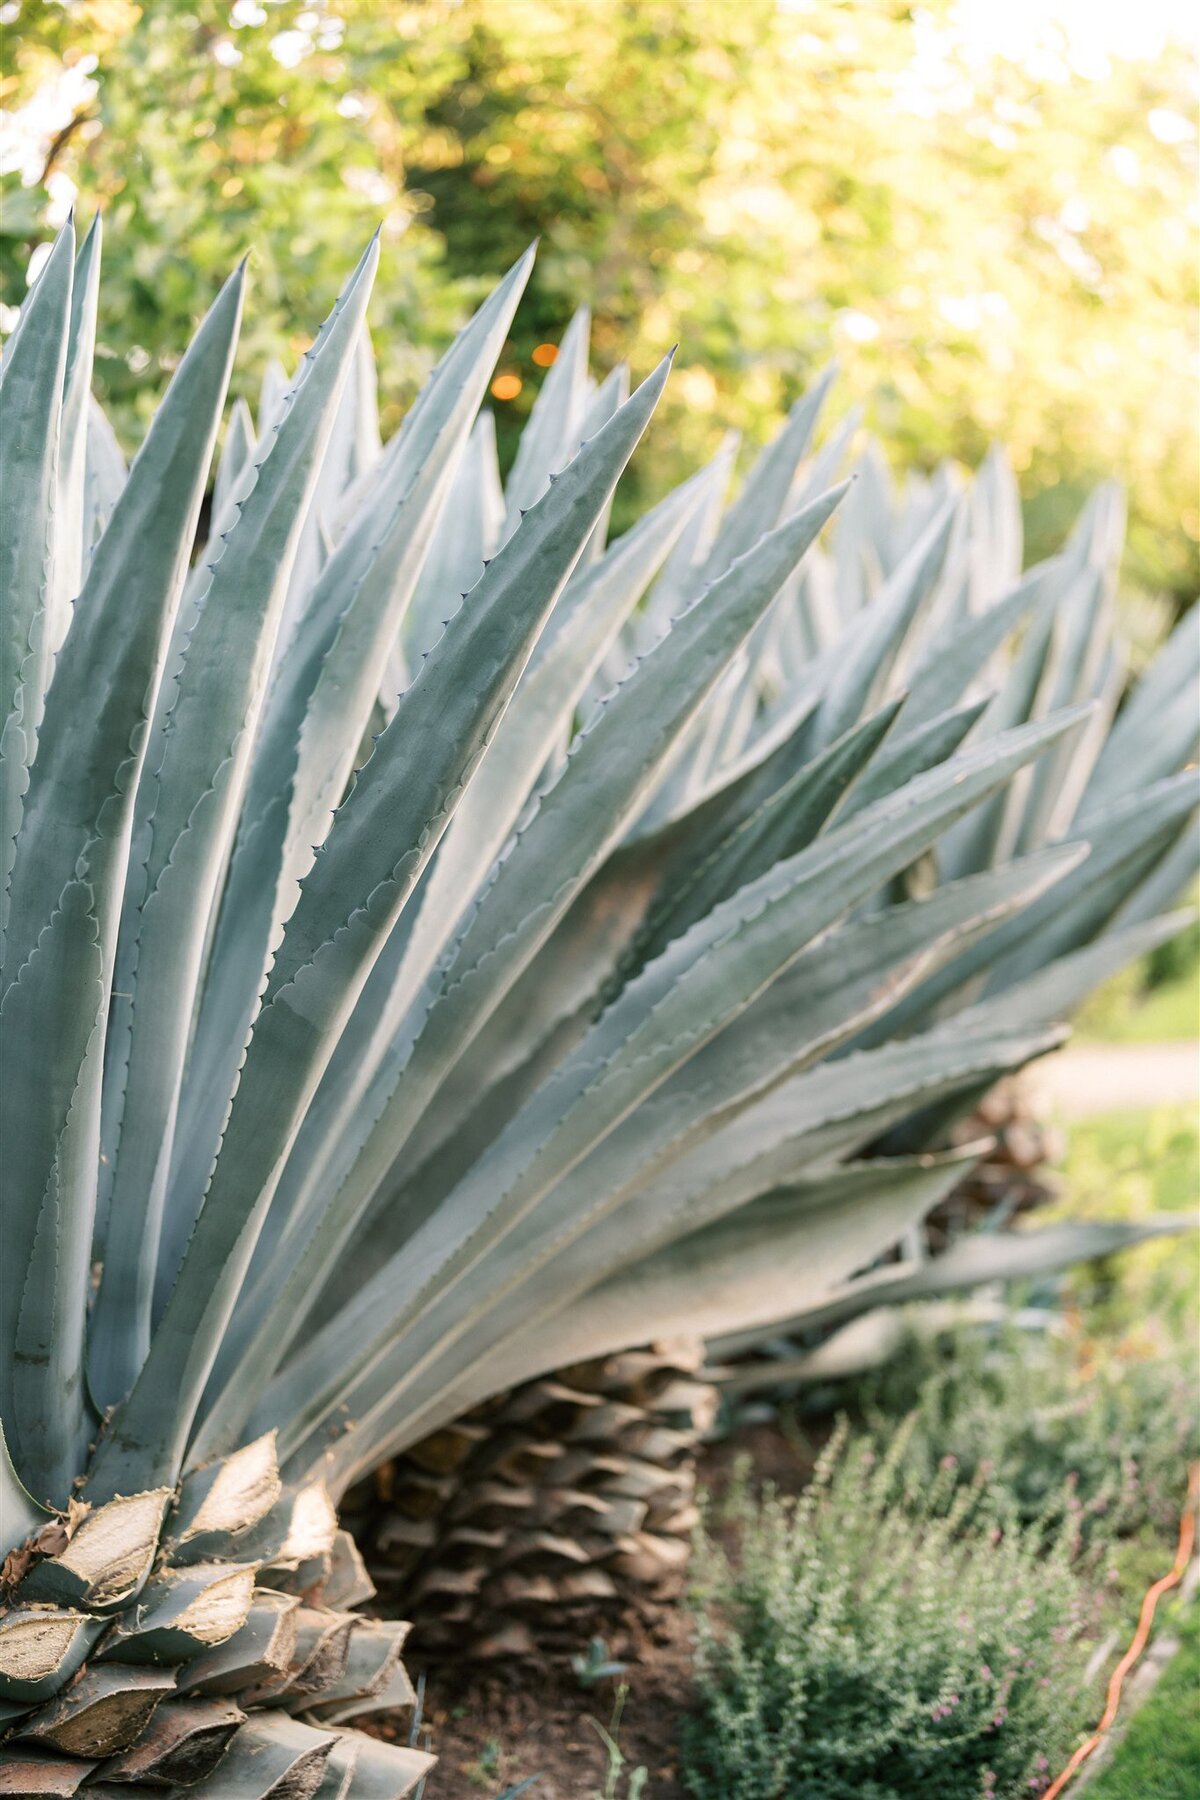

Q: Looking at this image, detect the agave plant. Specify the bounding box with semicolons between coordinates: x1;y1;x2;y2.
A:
1;209;1196;1779
357;366;1198;1656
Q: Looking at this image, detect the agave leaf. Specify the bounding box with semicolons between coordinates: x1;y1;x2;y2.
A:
631;662;828;875
372;699;907;1211
88;355;673;1499
211;397;256;525
82;397;127;570
1043;644;1125;844
1081;609;1200;810
623;700;904;981
1014;567;1110;855
1;879;105;1494
3;260;244;1004
967;443;1023;606
403;409;505;662
934;574;1068;880
983;771;1198;990
0;1419;49;1557
257;356;290;434
951;909;1196;1040
899;559;1061;735
573;361;630;569
639;434;735;641
369;844;1084;1376
478;846;1083;1314
836;698;989;827
339;820;700;1242
643;372;836;811
88;236;380;1411
1109;817;1199;930
500;304;590;539
859;910;1197;1159
160;250;534;1289
325;766;1079;1454
715;1301;976;1392
900;769;1198;1030
361;481;845;1122
810;497;957;752
0;216;74;955
697;365;836;584
329;839;1079;1331
2;275;245;1496
51;213;102;644
275;323;381;659
718;1213;1198;1356
579;1023;1066;1364
328;1153;987;1483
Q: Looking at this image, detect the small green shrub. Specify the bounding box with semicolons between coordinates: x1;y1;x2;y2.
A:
1085;1599;1200;1800
683;1426;1094;1800
855;1326;1199;1551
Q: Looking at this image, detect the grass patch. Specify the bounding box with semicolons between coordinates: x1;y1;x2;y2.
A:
1047;1106;1199;1351
1085;1598;1200;1800
1074;964;1198;1044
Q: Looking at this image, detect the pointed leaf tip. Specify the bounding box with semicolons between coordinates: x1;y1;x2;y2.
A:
627;351;674;414
814;475;853;515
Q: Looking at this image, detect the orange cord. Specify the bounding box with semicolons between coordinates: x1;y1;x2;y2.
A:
1041;1460;1199;1799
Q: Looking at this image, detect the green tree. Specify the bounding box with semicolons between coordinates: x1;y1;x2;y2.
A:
1;2;466;430
3;0;1196;596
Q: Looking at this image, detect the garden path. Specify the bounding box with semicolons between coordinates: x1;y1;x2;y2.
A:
1026;1041;1199;1118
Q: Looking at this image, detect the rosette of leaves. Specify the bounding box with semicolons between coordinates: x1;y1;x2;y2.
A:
1;211;1195;1779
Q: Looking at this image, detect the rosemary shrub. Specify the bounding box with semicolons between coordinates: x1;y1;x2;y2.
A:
683;1424;1094;1800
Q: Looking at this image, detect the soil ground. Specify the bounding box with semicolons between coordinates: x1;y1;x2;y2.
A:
371;1609;695;1797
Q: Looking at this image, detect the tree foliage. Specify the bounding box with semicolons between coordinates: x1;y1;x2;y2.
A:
3;0;1196;595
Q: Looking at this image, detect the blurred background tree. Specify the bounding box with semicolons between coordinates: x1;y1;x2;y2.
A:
3;0;1197;600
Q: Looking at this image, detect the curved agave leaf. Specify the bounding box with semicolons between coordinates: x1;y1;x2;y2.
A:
82;396;127;570
1;265;244;1497
710;1213;1197;1363
92;354;674;1498
51;214;102;643
0;217;74;957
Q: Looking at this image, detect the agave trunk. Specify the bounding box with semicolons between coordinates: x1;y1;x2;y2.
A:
1;1434;431;1795
935;1077;1065;1243
353;1341;713;1663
